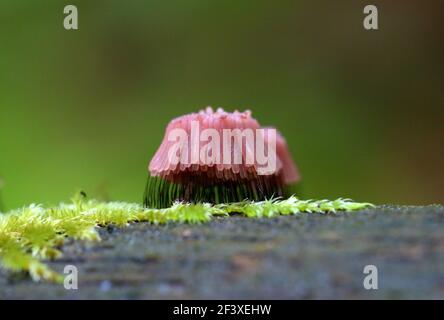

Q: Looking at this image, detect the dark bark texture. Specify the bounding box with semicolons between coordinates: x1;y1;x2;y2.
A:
1;205;443;299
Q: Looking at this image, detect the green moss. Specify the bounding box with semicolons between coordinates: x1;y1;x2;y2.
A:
0;193;373;282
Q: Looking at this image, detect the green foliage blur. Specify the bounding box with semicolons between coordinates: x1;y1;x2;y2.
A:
0;0;443;208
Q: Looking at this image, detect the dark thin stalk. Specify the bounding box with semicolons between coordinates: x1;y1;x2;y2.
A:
143;175;289;209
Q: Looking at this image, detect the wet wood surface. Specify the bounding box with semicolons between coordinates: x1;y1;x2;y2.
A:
1;205;444;299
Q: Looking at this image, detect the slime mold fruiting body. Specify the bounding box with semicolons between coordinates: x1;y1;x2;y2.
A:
144;107;300;208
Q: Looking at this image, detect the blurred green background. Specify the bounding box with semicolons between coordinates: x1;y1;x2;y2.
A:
0;0;443;209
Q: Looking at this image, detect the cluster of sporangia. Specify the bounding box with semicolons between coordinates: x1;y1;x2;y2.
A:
145;107;300;208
